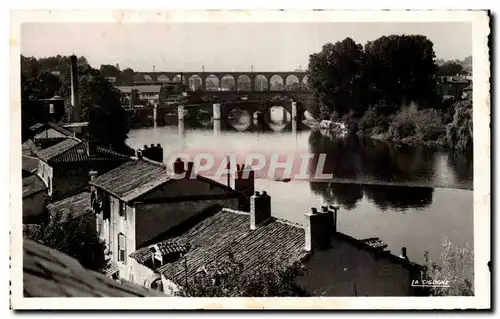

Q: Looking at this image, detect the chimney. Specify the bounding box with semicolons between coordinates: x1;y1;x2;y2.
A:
250;191;271;230
186;161;195;179
137;150;143;159
329;205;339;234
173;158;185;174
89;170;98;181
234;164;255;195
86;140;98;157
304;206;334;252
70;55;80;123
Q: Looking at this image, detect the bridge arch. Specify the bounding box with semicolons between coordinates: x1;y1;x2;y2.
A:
172;74;185;84
143;75;153;81
237;75;252;92
285;75;301;91
157;75;170;82
269;75;284;91
133;74;145;82
254;74;268;91
205;75;220;91
188;75;203;91
220;75;236;91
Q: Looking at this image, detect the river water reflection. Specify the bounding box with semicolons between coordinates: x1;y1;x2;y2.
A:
127;119;473;265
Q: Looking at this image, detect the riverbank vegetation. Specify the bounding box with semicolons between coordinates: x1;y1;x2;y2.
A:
307;35;472;154
423;237;474;296
21;55;134;155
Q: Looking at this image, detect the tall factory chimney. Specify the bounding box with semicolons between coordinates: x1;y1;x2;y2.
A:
70;55;80;123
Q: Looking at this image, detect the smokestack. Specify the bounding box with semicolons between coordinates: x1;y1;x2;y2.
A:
70;55;80;123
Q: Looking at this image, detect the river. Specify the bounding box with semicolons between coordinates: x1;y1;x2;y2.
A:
126;110;473;266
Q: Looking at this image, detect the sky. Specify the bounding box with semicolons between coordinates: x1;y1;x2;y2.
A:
21;22;472;72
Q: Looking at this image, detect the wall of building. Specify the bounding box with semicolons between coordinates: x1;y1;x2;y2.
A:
134;197;238;248
161;276;181;296
297;239;414;296
51;166;89;200
23;191;47;224
37;160;53;196
34;128;68;139
107;196;137;282
141;178;231;200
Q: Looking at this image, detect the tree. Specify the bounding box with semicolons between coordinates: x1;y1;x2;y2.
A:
446;99;473;152
99;64;121;78
424;237;474;296
177;253;310;297
364;35;438;111
437;62;464;76
24;210;106;271
21;55;134;155
119;68;135;85
307;38;366;119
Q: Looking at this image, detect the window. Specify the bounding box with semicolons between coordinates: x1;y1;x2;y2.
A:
118;233;126;263
118;201;127;219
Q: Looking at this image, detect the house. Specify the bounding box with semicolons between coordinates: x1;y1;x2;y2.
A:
437;76;472;100
22;155;39;177
22;172;48;224
23;239;164;297
22;123;74;157
116;85;162;107
89;157;252;283
33;137;131;200
130;192;424;297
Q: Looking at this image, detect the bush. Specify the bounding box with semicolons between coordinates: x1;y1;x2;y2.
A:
358;105;390;136
387;103;447;146
24;209;106;271
424;237;474;296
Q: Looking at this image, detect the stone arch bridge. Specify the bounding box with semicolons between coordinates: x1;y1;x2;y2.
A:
134;71;309;92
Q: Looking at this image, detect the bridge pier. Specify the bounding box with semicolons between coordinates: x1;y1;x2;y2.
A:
213;103;221;120
178;105;185;138
213;119;221;136
153;104;157;128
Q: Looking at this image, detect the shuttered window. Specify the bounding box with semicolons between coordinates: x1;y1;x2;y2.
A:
118;233;126;264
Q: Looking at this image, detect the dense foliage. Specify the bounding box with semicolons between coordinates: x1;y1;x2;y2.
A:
24;210;106;271
177;253;309;297
307;34;472;153
21;55;134;155
423;237;474;296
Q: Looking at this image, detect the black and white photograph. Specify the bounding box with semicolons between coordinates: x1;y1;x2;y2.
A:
9;10;490;310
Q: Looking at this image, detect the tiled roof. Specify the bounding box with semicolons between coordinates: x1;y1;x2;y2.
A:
89;159;169;202
22;155;39;174
22;174;47;198
46;191;92;222
22;139;41;156
23;239;164;297
34;138;80;162
33;138;131;165
47;143;131;164
116;85;162;94
131;208;308;286
30;122;74;137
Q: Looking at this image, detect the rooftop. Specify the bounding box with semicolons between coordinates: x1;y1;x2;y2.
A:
22;155;39;174
47;191;92;222
131;207;308;286
116;85;162;94
34;138;80;162
90;158;169;202
33;139;131;165
62;122;89;128
29;122;74;137
23;239;163;297
22;139;41;156
22;174;47;198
